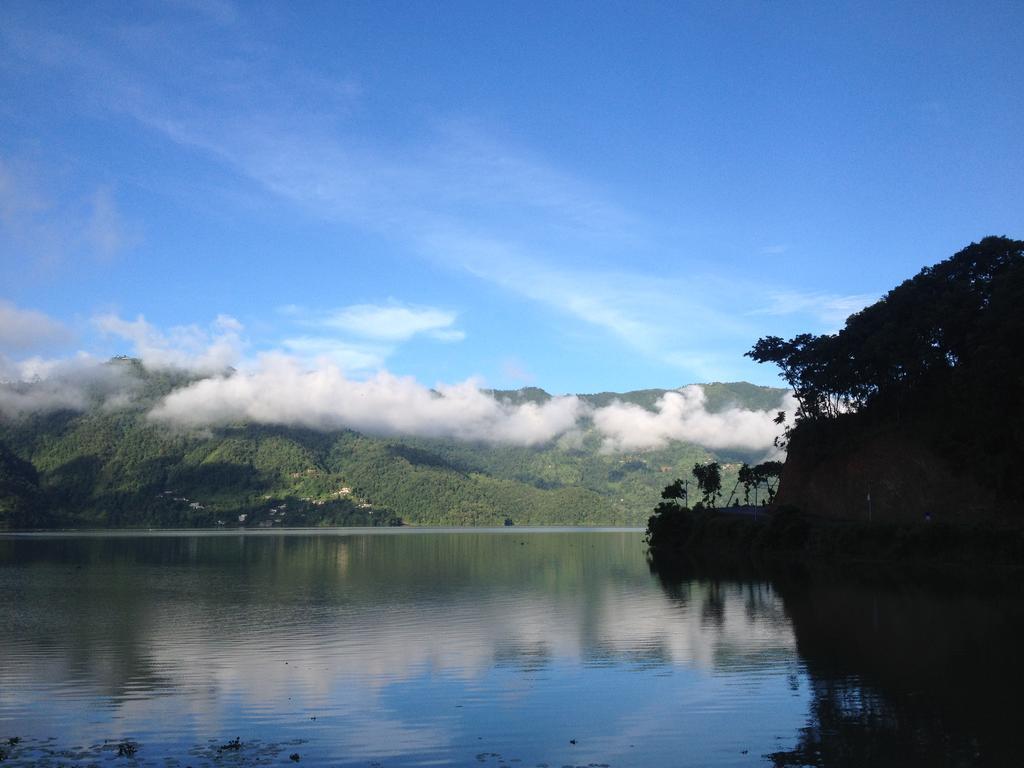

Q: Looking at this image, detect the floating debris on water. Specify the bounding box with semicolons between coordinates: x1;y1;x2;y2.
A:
117;741;139;757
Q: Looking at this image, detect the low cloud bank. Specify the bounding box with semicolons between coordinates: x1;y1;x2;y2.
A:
0;354;136;417
149;355;584;446
592;385;795;454
2;346;790;455
149;361;790;453
0;376;87;417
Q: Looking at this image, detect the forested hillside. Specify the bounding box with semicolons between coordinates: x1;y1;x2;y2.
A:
0;361;786;529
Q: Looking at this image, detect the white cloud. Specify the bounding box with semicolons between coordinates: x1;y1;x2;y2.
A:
753;290;877;328
149;354;584;446
94;312;243;372
0;300;72;351
322;303;463;342
591;385;795;456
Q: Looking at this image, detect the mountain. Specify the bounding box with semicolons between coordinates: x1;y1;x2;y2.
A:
0;363;787;529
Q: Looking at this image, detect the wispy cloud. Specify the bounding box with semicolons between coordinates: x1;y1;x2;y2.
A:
1;16;870;383
3;25;675;345
321;302;464;343
423;229;759;379
752;290;877;327
270;302;464;372
279;336;389;372
500;357;535;384
0;156;137;268
0;299;72;352
85;186;137;261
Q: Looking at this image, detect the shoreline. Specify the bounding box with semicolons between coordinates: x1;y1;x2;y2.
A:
645;505;1024;574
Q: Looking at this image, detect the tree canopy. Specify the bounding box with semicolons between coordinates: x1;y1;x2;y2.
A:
691;462;722;508
747;237;1024;424
738;461;782;505
747;236;1024;505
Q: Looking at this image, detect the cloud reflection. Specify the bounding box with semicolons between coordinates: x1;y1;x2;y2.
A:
0;532;800;765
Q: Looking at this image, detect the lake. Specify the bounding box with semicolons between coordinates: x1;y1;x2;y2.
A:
0;529;1021;767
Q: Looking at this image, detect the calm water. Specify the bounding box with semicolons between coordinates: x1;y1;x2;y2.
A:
0;529;1021;767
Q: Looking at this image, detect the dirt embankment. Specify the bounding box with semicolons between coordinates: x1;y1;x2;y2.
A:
775;418;1000;525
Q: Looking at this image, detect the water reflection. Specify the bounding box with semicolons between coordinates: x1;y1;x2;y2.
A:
649;553;1024;767
1;531;827;766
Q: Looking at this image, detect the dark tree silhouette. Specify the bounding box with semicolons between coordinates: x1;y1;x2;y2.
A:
691;462;722;508
737;461;782;505
747;236;1024;509
660;478;689;506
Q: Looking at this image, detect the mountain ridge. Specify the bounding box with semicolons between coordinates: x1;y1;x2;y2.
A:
0;364;787;529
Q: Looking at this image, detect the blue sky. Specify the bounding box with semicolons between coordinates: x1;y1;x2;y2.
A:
2;0;1022;394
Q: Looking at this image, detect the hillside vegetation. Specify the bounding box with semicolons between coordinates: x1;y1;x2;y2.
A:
0;364;785;529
